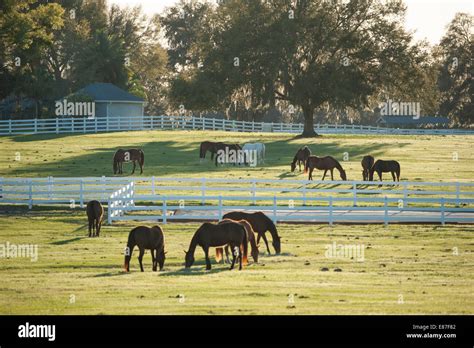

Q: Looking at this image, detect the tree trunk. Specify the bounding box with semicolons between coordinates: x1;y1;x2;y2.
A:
301;104;318;137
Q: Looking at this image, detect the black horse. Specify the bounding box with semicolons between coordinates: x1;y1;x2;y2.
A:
124;226;166;272
369;160;401;182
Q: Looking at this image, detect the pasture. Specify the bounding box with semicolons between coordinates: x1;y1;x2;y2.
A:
0;130;473;315
0;208;472;315
0;130;473;182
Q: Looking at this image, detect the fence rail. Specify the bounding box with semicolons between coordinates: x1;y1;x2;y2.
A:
0;115;472;136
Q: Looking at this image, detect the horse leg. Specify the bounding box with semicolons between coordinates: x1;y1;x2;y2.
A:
308;168;313;180
330;169;334;181
138;248;145;272
321;170;327;180
88;219;93;238
139;161;143;174
260;232;271;255
224;245;230;264
229;244;237;270
131;161;136;174
151;249;157;271
95;218;100;237
391;171;396;182
203;246;211;270
238;243;243;271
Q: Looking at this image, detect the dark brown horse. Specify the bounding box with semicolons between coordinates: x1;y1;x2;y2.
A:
199;141;219;161
214;143;243;166
361;155;375;181
305;156;347;181
184;222;248;270
86;200;104;237
222;211;281;255
216;219;259;264
291;146;312;172
369;160;401;182
124;225;166;272
113;148;144;175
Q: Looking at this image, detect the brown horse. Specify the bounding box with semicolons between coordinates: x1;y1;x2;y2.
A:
184;222;248;270
216;219;259;264
361;155;375;181
291;146;312;172
369;160;401;182
113;148;144;175
222;211;281;255
124;225;166;272
214;143;243;166
305;156;347;181
199;141;219;161
86;200;104;237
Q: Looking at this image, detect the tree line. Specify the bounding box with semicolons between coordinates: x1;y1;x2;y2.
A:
0;0;472;135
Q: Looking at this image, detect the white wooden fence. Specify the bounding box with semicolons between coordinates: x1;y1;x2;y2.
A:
0;115;472;136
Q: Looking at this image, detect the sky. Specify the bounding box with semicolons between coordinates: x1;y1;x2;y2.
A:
109;0;473;45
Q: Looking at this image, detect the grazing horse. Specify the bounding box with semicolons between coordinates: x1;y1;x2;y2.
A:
291;146;312;172
361;155;375;181
184;222;248;271
305;155;347;181
86;200;104;237
222;211;281;255
113;148;144;175
369;160;401;182
216;219;259;264
124;225;166;272
199;141;219;161
242;143;266;165
214;143;243;166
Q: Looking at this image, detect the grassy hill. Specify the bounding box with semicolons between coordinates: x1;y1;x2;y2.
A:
0;130;472;182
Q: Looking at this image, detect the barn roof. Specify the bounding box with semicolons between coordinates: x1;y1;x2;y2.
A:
377;116;449;125
73;83;144;103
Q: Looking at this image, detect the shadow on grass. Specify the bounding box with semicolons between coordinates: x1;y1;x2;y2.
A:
92;271;129;278
50;237;86;245
160;265;234;277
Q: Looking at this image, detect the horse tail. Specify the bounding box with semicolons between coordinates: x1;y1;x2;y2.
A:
396;162;401;181
124;228;136;271
241;225;248;266
304;158;309;174
216;248;224;263
113;154;117;174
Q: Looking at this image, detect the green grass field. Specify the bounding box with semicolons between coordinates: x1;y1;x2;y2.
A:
0;130;472;182
0;130;473;315
0;208;472;315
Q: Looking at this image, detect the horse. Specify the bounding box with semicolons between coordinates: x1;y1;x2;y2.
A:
291;146;311;172
222;211;281;255
113;148;144;175
124;225;166;272
305;155;347;181
214;143;243;166
86;200;104;237
242;143;266;165
215;219;259;264
369;160;401;182
184;222;248;271
199;141;219;162
361;155;375;181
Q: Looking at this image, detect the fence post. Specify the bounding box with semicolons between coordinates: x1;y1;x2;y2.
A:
352;182;357;207
162;196;167;224
384;196;388;227
152;176;156;195
83;117;86;133
272;195;277;224
34;118;38;133
212;118;215;131
441;197;445;226
94;117;98;133
48;176;53;201
9;119;12;134
28;179;33;209
71;117;75;133
161;116;164;129
79;179;84;208
252;180;256;205
329;196;333;226
192;117;195;130
455;183;460;207
303;184;307;206
56;118;59;134
201;178;206;205
107;196;112;225
218;195;223;220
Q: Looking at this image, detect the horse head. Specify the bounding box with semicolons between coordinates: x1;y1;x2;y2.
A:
184;250;194;268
